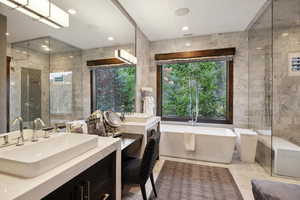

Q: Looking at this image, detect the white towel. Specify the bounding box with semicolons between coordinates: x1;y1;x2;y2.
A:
184;133;196;152
143;96;155;116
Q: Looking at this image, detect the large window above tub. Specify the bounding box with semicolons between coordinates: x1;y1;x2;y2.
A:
91;65;136;113
156;48;235;124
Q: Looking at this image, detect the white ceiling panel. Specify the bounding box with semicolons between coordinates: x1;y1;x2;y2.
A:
120;0;267;41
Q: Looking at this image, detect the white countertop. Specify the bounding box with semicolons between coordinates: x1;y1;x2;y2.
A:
0;135;121;200
120;116;161;134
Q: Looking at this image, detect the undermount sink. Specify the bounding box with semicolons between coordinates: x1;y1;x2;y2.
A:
0;134;98;178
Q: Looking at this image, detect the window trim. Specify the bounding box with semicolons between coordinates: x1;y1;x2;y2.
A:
156;48;234;124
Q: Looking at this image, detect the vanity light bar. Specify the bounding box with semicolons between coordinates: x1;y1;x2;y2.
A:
0;0;69;29
115;49;137;65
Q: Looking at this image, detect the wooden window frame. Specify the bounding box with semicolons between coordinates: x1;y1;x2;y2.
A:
156;48;234;124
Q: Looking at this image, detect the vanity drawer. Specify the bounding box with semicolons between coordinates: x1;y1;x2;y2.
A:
42;152;116;200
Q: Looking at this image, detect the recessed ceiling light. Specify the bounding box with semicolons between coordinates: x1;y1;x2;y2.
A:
282;32;289;37
175;8;190;16
256;47;263;50
182;26;189;31
41;45;48;48
5;32;10;36
185;42;191;47
68;9;77;15
108;36;114;41
69;55;74;59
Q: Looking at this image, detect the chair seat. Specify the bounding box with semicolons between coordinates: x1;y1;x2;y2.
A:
123;158;142;184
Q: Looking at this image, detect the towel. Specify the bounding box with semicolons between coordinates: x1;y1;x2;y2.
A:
143;96;155;116
66;120;88;134
184;133;196;152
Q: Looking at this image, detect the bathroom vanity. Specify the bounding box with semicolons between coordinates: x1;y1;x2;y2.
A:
0;132;121;200
119;115;161;158
43;152;116;200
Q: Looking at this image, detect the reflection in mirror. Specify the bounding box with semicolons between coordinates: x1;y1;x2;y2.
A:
2;0;136;130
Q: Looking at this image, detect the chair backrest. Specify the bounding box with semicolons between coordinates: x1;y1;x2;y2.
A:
140;138;157;183
150;129;161;159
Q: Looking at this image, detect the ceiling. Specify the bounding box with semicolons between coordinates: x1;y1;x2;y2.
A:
120;0;267;41
0;0;135;49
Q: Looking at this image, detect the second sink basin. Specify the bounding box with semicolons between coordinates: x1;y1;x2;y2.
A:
0;133;98;178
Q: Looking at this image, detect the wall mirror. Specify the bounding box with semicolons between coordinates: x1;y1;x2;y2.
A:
0;0;136;130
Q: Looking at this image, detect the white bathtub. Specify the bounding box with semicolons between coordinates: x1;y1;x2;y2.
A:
160;124;237;164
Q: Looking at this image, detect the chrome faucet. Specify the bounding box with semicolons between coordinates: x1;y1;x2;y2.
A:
32;118;45;142
11;117;24;146
189;80;200;126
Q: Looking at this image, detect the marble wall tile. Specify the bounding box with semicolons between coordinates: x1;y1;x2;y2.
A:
135;28;151;112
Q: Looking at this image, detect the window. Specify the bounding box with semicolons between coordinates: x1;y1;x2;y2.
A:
157;59;233;124
91;66;136;113
50;71;73;114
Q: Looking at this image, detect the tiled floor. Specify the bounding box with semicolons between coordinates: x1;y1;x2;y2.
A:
122;156;300;200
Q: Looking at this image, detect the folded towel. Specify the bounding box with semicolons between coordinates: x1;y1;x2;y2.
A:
143;96;155;116
184;133;196;152
66;120;88;134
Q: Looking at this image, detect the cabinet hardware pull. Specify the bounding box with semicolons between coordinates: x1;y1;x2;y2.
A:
80;186;84;200
100;193;110;200
84;181;90;200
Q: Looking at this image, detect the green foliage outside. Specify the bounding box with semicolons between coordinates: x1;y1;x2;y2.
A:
162;61;227;120
95;66;136;113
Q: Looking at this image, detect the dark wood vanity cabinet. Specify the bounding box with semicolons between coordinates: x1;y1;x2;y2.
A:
43;152;116;200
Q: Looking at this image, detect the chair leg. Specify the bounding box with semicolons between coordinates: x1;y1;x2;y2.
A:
140;184;147;200
150;173;158;197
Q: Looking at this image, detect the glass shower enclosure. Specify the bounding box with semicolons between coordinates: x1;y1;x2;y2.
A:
249;0;300;179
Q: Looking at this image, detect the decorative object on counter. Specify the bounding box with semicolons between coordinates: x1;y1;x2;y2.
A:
141;87;155;116
66;120;88;134
103;111;122;137
86;110;107;136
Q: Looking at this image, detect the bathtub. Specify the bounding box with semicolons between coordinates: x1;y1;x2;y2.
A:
160;124;237;164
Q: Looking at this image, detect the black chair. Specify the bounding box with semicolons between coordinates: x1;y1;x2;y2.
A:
122;138;158;200
150;129;161;160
